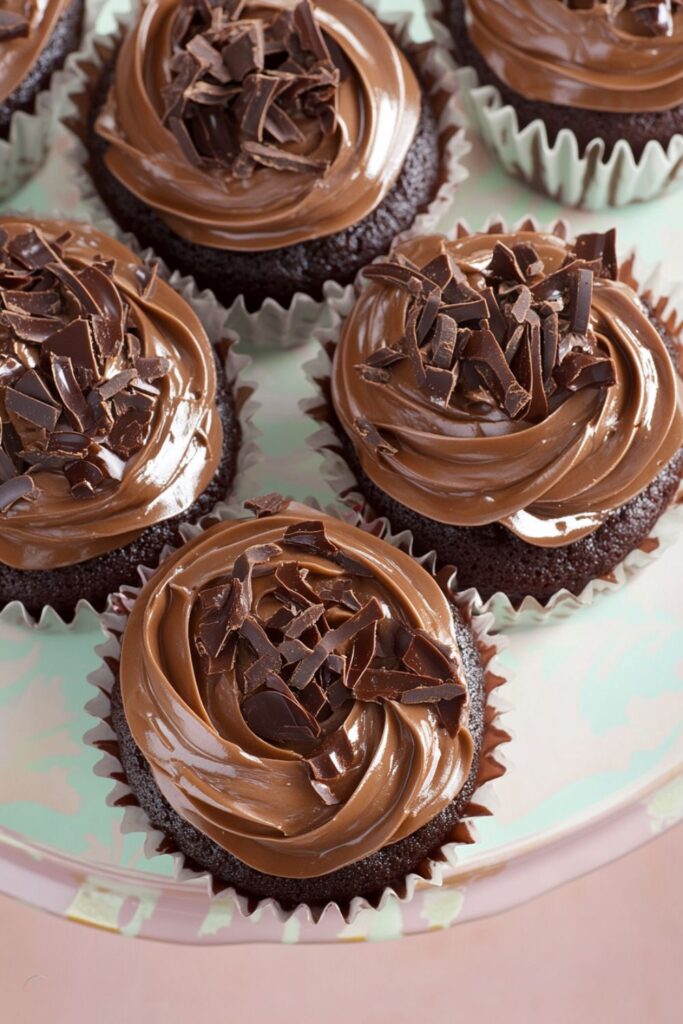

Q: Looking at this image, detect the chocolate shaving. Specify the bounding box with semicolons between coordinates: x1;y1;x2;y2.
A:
192;514;468;764
0;226;170;506
162;0;340;177
355;232;620;429
244;493;290;517
0;474;37;511
0;10;29;41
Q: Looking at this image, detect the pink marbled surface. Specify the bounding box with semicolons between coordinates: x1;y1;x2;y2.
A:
1;824;681;1023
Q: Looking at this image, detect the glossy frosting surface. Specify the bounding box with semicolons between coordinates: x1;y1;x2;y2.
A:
119;506;475;878
0;0;72;105
331;230;683;547
95;0;422;251
0;218;223;570
465;0;683;113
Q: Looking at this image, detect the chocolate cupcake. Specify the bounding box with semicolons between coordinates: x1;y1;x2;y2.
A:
97;498;503;909
84;0;445;312
0;218;242;621
0;0;84;198
0;0;83;133
445;1;683;206
321;225;683;608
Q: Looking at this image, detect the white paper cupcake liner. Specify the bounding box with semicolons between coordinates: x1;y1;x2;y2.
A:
0;220;262;629
84;500;509;927
0;0;110;201
303;214;683;630
452;62;683;211
57;0;470;350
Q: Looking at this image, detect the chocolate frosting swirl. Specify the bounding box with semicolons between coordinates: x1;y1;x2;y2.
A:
94;0;422;251
464;0;683;113
0;0;72;105
119;503;475;878
331;229;683;547
0;218;223;571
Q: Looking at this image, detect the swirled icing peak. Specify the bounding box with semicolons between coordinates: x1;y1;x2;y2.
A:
0;218;224;572
331;226;683;547
119;499;476;877
95;0;422;251
465;0;683;112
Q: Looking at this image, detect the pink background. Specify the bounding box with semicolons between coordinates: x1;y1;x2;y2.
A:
1;825;681;1023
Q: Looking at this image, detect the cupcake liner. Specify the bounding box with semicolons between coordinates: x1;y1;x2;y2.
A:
57;0;469;350
0;219;262;629
303;214;683;630
84;500;509;927
450;60;683;211
0;0;110;201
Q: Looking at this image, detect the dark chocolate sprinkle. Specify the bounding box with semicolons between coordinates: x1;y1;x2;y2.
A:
192;513;469;760
355;232;619;429
0;226;170;506
162;0;340;177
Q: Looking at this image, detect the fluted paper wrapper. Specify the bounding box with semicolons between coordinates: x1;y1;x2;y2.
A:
0;238;261;628
452;60;683;211
84;500;508;927
304;215;683;629
59;0;469;350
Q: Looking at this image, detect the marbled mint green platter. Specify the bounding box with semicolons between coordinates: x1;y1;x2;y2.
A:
0;0;682;945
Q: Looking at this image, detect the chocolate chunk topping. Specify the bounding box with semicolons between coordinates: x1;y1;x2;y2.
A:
0;227;170;508
193;514;469;782
0;474;38;512
0;11;29;42
244;492;290;517
162;0;341;178
359;232;619;431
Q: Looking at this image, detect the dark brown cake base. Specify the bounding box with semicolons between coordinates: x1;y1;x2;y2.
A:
0;363;240;621
109;604;486;909
340;437;683;606
0;0;84;135
445;0;683;160
86;63;441;311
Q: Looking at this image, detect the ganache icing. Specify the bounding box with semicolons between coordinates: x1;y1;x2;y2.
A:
464;0;683;112
0;1;73;106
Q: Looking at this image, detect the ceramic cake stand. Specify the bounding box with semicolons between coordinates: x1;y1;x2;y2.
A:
0;0;682;946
